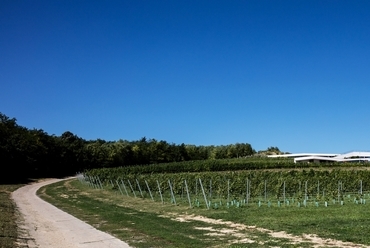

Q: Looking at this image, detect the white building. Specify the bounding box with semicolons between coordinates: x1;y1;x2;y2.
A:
268;152;370;163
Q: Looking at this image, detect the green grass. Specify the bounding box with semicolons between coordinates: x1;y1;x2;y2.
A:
39;178;370;247
38;180;221;248
208;203;370;244
0;184;24;248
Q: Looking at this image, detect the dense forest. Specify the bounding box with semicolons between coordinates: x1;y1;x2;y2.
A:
0;112;262;183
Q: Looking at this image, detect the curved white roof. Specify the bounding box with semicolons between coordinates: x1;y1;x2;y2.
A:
268;153;338;158
293;151;370;163
268;151;370;163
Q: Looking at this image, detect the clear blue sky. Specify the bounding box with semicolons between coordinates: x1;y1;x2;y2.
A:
1;0;369;153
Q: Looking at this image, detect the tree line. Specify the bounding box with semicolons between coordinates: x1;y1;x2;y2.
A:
0;112;256;182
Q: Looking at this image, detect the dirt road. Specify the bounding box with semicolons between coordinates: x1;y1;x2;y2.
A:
12;178;131;248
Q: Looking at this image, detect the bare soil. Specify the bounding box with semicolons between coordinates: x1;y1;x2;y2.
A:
166;213;370;247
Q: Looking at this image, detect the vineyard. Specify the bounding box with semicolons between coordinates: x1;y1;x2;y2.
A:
83;164;370;209
85;156;368;176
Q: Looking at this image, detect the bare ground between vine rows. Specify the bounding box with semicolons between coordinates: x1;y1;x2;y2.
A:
160;213;370;247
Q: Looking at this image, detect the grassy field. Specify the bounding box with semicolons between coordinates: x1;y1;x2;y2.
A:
0;184;24;248
38;178;370;248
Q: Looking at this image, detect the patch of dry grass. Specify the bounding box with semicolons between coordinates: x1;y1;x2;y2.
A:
0;184;24;248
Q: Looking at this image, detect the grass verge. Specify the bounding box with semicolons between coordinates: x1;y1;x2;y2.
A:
0;184;24;248
38;179;370;247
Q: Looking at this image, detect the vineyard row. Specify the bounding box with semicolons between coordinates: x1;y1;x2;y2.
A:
81;169;370;208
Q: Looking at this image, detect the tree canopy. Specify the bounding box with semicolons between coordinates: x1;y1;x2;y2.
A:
0;112;258;183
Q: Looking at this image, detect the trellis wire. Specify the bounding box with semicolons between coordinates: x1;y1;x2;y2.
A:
168;180;176;205
227;179;230;202
199;178;209;209
156;180;164;204
116;180;123;196
121;179;129;196
184;180;192;208
83;175;370;209
145;180;154;201
97;176;103;189
127;180;136;197
136;179;144;198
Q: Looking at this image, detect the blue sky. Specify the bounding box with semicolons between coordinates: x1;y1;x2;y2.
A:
1;0;370;153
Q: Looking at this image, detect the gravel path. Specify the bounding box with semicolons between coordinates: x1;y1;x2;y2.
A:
12;178;131;248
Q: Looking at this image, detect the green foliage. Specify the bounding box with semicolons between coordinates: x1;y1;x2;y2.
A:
86;167;370;201
0;184;24;248
85;156;367;178
0;111;257;181
0;112;90;181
